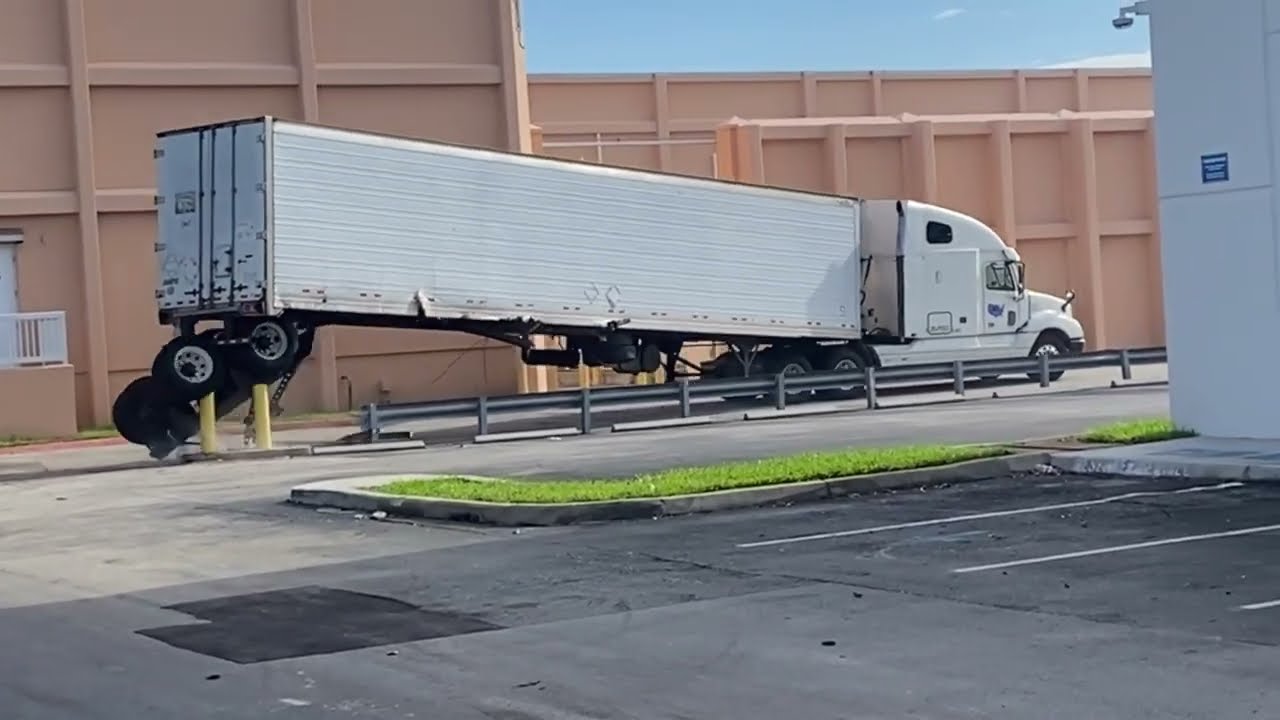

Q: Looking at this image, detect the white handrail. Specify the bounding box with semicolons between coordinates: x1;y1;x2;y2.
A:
0;311;69;367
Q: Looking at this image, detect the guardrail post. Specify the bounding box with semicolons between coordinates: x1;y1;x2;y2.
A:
1119;348;1132;380
579;387;592;434
477;396;489;436
952;360;965;396
678;378;692;418
773;373;787;410
865;366;877;409
1038;353;1051;388
368;403;381;442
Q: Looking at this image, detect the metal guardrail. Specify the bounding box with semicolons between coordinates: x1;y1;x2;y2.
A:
360;347;1167;440
0;311;69;367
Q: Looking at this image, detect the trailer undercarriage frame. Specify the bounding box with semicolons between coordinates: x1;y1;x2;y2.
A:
115;305;894;456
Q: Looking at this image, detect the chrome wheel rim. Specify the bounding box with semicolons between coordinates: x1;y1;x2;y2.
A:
173;346;214;384
250;323;289;361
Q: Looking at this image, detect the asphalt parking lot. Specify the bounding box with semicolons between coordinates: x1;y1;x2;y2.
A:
3;446;1280;718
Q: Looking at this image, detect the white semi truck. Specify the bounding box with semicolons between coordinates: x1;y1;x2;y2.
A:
112;116;1083;453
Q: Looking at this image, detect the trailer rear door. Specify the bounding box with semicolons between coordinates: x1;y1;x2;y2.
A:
154;118;269;314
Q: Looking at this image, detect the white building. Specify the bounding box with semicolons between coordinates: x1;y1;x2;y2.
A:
1138;0;1280;438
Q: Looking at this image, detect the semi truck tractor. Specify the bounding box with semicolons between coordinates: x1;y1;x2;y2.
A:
112;116;1084;455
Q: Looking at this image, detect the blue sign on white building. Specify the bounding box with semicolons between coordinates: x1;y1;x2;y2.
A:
1200;152;1230;183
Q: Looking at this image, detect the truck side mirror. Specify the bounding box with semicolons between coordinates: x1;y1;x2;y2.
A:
1061;290;1076;311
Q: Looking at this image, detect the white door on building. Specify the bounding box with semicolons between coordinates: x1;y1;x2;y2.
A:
0;242;17;366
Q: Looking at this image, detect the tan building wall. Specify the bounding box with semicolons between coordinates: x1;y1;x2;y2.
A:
0;0;530;434
529;70;1162;358
529;69;1154;150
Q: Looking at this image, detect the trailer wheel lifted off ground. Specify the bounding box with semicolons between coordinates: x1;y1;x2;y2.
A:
230;317;301;383
113;316;312;457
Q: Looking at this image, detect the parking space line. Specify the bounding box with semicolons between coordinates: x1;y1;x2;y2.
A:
1238;599;1280;611
952;523;1280;574
736;482;1244;549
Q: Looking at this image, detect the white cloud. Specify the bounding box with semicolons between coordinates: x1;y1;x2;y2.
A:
933;8;965;21
1042;51;1151;68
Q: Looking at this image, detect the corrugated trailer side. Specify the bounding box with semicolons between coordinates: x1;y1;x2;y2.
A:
266;119;864;340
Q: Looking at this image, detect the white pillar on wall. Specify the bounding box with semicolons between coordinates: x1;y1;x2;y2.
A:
1149;0;1280;438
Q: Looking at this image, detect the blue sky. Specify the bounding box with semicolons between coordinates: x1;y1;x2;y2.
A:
520;1;1151;74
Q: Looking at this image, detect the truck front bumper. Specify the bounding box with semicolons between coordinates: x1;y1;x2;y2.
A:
1068;338;1086;354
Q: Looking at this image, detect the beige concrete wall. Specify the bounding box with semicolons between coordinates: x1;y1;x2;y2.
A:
529;69;1153;162
0;0;530;434
0;364;78;438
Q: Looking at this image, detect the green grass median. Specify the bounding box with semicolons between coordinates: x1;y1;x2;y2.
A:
371;444;1008;505
1079;418;1195;445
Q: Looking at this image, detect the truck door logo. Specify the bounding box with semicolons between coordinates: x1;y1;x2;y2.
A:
986;303;1004;319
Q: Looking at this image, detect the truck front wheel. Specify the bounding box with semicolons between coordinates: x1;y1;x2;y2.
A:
1026;333;1068;382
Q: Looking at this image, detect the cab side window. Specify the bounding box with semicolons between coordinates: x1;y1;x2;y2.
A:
925;221;952;245
985;262;1016;291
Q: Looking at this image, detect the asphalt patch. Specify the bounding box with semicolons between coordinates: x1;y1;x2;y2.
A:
136;585;500;663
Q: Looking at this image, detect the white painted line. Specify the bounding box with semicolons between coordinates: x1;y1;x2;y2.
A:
953;522;1280;574
1238;599;1280;611
736;482;1243;549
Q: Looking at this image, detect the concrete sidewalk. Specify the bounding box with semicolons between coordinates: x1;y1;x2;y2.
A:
1052;436;1280;480
0;425;354;481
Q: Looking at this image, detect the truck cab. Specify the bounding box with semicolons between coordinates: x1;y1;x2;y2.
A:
860;199;1085;368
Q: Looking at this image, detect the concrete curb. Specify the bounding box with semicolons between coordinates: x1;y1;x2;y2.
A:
311;439;425;455
0;458;187;483
0;445;314;483
286;450;1050;527
611;416;723;432
742;404;860;421
473;427;581;444
181;447;314;463
0;415;360;457
1049;451;1280;481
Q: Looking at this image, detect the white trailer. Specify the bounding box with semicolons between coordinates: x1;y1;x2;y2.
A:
154;116;864;340
116;116;1084;452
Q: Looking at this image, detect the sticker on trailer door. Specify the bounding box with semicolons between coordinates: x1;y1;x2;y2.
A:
174;191;197;215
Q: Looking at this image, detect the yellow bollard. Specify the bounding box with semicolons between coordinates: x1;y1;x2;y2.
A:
198;392;218;454
251;383;273;450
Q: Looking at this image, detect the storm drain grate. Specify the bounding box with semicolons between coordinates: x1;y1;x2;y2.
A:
137;585;500;664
